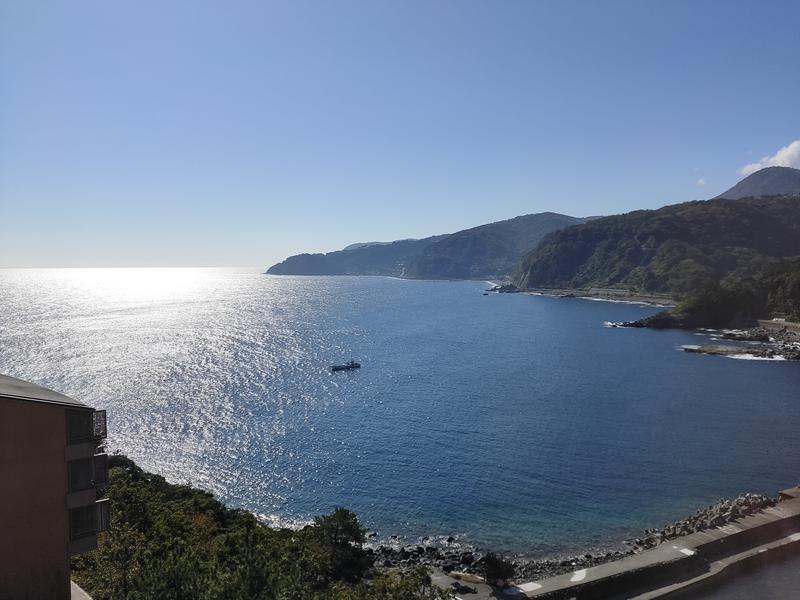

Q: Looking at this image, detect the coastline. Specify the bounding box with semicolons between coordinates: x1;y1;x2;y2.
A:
614;320;800;362
486;282;676;307
366;493;777;584
525;287;676;307
679;325;800;361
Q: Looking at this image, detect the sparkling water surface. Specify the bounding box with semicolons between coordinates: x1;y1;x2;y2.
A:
1;268;798;556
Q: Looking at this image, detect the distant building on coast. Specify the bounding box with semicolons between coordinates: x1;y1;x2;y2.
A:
0;374;109;600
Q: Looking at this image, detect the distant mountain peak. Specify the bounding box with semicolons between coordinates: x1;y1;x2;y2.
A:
717;166;800;200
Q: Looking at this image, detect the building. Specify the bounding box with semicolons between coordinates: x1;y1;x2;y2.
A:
0;374;109;600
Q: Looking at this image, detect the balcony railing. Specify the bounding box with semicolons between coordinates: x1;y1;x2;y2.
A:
93;409;107;440
69;499;111;542
94;453;109;485
69;504;97;541
97;498;110;532
67;409;107;444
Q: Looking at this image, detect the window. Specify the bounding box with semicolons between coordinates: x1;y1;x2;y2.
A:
69;505;96;540
68;458;94;492
66;409;93;443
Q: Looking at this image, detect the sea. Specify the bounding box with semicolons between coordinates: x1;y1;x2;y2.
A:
1;267;798;557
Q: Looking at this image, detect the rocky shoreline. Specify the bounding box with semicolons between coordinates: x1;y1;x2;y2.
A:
684;326;800;361
368;493;776;584
487;283;675;306
615;322;800;361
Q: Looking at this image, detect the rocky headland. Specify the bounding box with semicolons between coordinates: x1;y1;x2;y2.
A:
486;283;521;293
614;322;800;361
688;326;800;360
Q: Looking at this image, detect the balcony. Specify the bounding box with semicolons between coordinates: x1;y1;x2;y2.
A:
65;408;110;556
66;452;108;508
66;409;107;444
93;410;107;440
68;499;110;556
94;452;109;487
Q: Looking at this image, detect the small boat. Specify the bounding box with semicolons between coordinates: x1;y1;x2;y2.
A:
330;360;361;372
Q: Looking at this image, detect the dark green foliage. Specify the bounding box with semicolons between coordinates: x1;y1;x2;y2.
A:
641;258;800;329
761;257;800;320
310;508;371;585
514;196;800;298
72;455;453;600
328;567;453;600
481;553;515;586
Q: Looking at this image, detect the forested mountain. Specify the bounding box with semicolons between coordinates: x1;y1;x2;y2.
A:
403;213;588;280
267;212;587;279
266;235;447;276
513;196;800;298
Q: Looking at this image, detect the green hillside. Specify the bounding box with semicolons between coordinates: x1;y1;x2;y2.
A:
267;212;586;279
642;257;800;329
513;196;800;299
404;212;587;280
266;236;447;276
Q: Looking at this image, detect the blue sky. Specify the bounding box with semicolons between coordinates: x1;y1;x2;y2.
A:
1;0;799;267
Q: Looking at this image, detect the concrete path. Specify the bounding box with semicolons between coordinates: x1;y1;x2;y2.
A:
510;490;800;599
71;581;93;600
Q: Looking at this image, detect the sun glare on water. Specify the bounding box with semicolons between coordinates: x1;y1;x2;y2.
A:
47;267;218;305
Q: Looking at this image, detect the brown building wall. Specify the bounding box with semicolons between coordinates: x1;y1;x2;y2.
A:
0;397;70;600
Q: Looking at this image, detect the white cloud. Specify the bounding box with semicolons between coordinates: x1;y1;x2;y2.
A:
739;139;800;175
696;178;706;186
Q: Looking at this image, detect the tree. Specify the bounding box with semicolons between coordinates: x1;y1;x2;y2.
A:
482;552;515;587
72;457;454;600
310;507;371;584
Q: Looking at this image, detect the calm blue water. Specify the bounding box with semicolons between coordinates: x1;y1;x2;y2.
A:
1;268;798;556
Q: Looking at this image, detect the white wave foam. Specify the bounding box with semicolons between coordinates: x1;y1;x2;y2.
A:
255;513;313;530
577;296;671;307
727;354;787;361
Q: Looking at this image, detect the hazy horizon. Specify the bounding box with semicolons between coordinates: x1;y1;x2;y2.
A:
2;0;799;268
